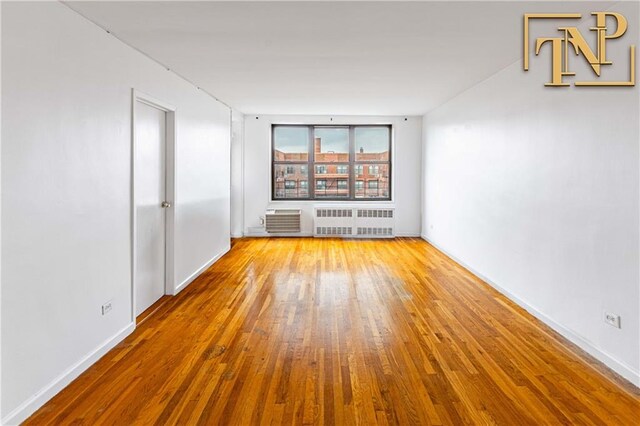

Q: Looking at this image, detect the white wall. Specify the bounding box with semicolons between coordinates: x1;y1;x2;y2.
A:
0;1;3;419
231;110;245;238
1;2;231;423
422;2;639;386
242;115;422;236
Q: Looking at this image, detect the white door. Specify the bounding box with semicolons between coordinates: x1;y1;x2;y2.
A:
135;101;167;317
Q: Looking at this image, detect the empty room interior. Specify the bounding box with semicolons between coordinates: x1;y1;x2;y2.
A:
1;0;640;424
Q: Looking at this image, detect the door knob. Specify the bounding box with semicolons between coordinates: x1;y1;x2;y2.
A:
161;201;172;208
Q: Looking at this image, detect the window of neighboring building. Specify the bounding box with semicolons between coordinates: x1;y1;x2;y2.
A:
272;125;391;200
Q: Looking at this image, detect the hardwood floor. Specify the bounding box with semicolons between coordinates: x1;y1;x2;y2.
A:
26;238;639;425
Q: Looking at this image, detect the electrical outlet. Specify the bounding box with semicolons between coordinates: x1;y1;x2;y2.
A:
102;301;113;316
604;312;621;329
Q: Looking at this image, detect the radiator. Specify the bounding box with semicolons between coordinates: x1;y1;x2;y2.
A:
265;209;301;233
314;207;394;238
314;208;354;237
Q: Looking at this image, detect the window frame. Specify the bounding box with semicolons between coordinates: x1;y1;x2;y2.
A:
271;124;392;201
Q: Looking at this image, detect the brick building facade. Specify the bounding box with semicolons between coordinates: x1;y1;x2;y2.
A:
274;137;389;199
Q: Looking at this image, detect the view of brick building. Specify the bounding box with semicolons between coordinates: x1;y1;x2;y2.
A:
274;136;389;199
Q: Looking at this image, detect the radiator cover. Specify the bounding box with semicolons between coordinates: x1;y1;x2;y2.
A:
314;207;394;238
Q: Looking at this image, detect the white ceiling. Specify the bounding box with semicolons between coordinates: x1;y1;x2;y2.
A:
66;1;607;115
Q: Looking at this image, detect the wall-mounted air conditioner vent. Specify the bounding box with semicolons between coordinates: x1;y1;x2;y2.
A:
314;207;394;238
265;209;301;233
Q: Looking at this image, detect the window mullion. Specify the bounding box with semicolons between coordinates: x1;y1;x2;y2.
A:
349;125;355;200
309;126;315;199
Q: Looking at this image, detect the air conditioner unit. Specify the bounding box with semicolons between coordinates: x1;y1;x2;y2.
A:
265;209;301;233
313;207;395;238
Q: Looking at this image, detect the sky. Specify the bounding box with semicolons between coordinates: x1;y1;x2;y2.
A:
274;126;389;154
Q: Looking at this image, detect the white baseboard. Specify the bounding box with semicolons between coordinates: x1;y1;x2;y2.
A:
242;233;421;238
173;246;230;295
421;235;640;388
2;322;136;426
244;232;313;237
395;232;421;237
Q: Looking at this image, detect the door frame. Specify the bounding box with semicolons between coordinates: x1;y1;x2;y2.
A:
131;89;177;323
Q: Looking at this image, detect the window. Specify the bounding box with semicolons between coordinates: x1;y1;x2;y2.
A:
354;126;390;199
314;127;349;162
272;125;391;200
272;126;310;199
355;127;390;162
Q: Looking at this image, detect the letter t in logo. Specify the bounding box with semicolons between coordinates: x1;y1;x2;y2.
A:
535;37;570;86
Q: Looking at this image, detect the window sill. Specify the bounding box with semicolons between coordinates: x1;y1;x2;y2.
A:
269;199;394;204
